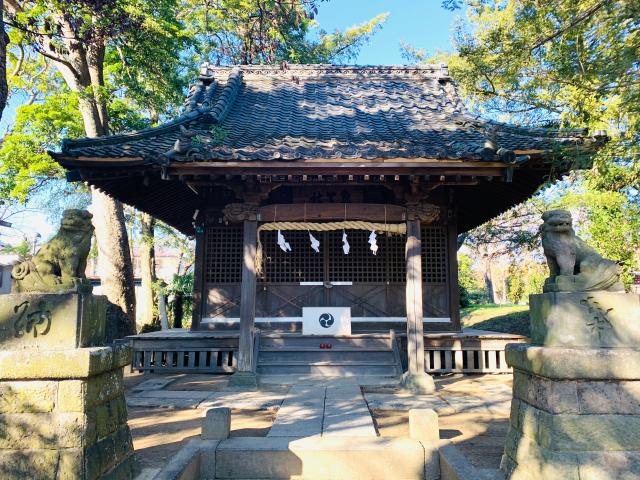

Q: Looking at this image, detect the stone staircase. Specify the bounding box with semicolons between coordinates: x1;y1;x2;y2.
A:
256;332;402;379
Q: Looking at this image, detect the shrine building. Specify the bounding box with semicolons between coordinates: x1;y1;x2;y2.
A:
53;64;595;379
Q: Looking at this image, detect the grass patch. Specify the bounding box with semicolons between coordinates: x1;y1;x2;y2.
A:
462;304;530;337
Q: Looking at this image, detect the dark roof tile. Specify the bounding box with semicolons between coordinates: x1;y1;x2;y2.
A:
59;64;588;162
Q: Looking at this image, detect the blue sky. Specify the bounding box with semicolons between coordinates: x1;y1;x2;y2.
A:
315;0;457;64
2;1;460;243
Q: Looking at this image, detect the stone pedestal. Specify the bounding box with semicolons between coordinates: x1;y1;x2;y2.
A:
0;293;137;480
501;292;640;480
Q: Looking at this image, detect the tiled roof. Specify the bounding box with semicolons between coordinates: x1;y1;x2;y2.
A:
59;64;587;163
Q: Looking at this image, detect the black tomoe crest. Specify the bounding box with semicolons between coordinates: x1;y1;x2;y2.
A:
319;313;335;328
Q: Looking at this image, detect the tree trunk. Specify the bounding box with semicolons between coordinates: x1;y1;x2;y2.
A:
139;212;156;328
91;187;136;336
3;1;136;339
482;258;496;304
0;2;8;121
173;292;184;328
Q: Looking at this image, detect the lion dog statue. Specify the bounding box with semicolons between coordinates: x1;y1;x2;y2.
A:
11;209;94;293
540;209;624;292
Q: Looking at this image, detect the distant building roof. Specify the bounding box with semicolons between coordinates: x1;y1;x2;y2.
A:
58;64;587;163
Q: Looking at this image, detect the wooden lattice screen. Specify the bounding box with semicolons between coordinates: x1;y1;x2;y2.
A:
422;226;447;284
204;225;243;283
261;230;324;283
204;224;448;285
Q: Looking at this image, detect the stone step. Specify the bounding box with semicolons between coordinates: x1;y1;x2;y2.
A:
258;351;395;364
256;364;399;376
257;374;402;386
258;359;395;367
214;436;427;480
258;346;392;352
260;336;391;350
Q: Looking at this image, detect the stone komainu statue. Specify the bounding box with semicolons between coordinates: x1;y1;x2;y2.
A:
540;209;624;292
12;209;94;293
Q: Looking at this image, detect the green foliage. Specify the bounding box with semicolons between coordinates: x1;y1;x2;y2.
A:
466;309;531;337
2;0;387;207
1;239;32;262
289;13;389;64
507;261;546;304
432;0;639;186
0;92;83;201
168;272;194;328
458;252;485;307
0;91;154;202
429;0;640;293
182;0;387;65
104;0;192;118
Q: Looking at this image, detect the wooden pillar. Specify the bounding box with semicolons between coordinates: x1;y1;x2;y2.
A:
223;203;260;382
238;217;257;372
447;206;461;331
405;218;426;375
401;202;438;393
190;225;205;331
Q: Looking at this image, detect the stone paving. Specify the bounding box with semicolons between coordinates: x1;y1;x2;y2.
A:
126;372;514;476
268;381;376;438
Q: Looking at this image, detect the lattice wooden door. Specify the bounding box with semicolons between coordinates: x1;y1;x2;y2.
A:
204;224;450;319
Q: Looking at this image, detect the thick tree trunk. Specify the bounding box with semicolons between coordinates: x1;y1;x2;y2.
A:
92;187;136;336
4;1;136;339
139;213;156;328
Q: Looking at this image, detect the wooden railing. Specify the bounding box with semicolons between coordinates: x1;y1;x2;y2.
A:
424;329;527;374
129;331;239;373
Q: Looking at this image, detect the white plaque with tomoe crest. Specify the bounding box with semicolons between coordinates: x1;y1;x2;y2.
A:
302;307;351;335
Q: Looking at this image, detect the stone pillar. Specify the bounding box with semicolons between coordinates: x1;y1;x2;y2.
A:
501;291;640;479
401;202;439;394
0;293;137;479
224;203;259;387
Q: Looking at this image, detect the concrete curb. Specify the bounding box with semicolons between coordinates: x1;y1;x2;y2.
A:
155;436;438;479
439;440;505;480
153;439;219;480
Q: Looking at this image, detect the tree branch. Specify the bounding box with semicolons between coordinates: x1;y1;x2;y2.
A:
530;1;606;52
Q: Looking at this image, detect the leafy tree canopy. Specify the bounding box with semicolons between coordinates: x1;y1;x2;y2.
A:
431;0;640;190
0;0;387;206
422;0;640;290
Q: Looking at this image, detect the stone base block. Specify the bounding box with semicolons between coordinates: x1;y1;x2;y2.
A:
228;371;258;388
0;345;136;480
503;344;640;479
401;371;436;394
529;291;640;347
0;293;107;350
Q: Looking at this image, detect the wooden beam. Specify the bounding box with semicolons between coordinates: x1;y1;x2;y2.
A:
238;217;257;372
181;158;509;167
258;203;407;222
167;160;509;177
405;219;426;375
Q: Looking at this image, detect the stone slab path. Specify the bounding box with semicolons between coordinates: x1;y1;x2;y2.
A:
268;381;377;438
126;372;514;477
